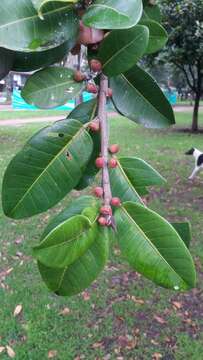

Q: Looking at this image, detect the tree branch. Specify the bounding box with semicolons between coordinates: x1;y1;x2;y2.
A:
188;64;196;89
98;73;112;207
172;61;196;92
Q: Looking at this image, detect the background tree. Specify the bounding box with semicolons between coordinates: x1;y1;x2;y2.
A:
160;0;203;131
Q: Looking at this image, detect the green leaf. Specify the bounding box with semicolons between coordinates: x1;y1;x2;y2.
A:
38;227;109;296
12;41;74;72
76;131;101;190
43;195;99;237
98;25;149;76
142;3;161;23
0;48;14;80
66;100;100;190
141;20;168;54
31;0;77;17
33;210;99;268
2;119;93;219
115;202;196;290
21;67;82;109
109;157;165;203
67;99;97;124
0;1;78;52
171;222;191;249
110;64;175;128
83;0;143;30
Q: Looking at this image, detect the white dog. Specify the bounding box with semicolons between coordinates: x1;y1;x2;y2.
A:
185;148;203;180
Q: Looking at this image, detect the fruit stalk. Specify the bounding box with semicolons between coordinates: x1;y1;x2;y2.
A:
98;74;112;208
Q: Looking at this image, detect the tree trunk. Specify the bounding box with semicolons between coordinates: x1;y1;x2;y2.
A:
192;92;200;132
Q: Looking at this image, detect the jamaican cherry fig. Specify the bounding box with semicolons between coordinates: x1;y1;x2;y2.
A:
100;206;112;216
93;187;103;198
107;88;113;97
86;83;98;94
108;158;118;168
109;144;120;154
98;216;107;226
95;157;105;168
89;121;100;132
111;197;121;207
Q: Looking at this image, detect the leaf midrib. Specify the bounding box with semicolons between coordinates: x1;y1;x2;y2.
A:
121;206;187;284
120;72;167;120
116;160;143;203
25;77;76;98
103;30;146;70
0;4;72;30
10;121;88;216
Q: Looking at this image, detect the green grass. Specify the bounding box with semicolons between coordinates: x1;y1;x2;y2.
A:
0;109;67;120
0;111;203;359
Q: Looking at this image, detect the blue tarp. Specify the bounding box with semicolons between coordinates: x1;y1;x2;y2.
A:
163;89;177;105
12;89;93;110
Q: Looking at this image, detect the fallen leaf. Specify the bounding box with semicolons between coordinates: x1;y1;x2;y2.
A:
152;353;162;360
153;315;166;325
82;291;90;301
48;350;58;358
0;346;5;354
130;296;145;305
117;335;138;349
172;301;182;310
103;354;111;360
6;345;15;358
91;342;103;349
15;252;23;258
151;339;159;345
59;307;71;316
6;268;14;275
15;236;24;245
13;305;23;317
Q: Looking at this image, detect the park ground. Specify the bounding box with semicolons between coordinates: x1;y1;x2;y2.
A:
0;108;203;359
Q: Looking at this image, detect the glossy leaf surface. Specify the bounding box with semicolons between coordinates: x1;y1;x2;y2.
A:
12;41;74;72
115;202;196;290
110;65;175;128
34;210;98;268
98;25;149;76
83;0;143;29
141;20;168;54
22;67;82;109
38;228;109;296
109;157;165;203
0;1;78;52
2;119;93;219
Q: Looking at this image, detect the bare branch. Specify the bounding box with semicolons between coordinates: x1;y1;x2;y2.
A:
98;74;112;207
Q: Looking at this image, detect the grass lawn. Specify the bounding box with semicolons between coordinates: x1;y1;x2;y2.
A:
0;109;67;120
0;111;203;359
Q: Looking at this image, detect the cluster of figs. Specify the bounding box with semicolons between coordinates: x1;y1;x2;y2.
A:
73;58;120;227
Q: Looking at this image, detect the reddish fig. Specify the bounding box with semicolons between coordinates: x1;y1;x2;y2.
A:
93;187;103;198
109;144;120;154
74;70;86;82
89;121;100;132
111;197;121;207
90;59;102;72
95;157;104;168
108;158;118;168
107;88;113;97
100;206;112;216
86;83;98;94
98;216;107;226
